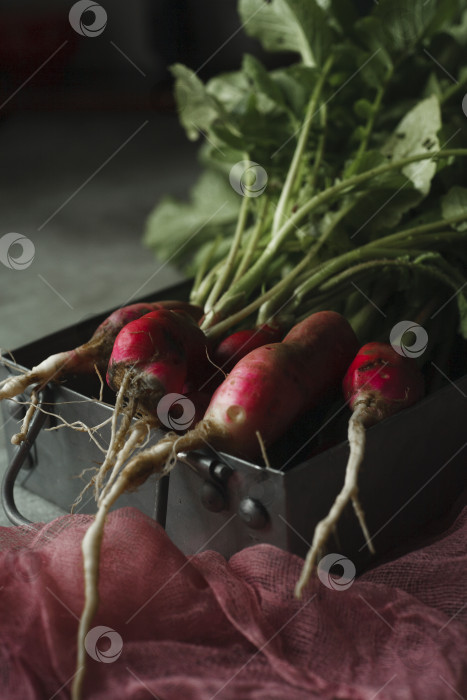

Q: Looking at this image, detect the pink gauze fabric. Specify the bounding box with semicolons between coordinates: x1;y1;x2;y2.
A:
0;495;466;700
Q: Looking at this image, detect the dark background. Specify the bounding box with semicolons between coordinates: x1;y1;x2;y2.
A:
0;0;263;350
0;0;261;112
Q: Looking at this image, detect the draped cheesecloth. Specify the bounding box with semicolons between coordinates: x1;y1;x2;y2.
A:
0;490;466;699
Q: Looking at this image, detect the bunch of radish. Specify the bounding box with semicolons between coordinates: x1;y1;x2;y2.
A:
1;296;428;700
71;309;359;699
84;312;286;505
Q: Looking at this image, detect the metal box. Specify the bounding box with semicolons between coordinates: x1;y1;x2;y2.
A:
2;280;467;572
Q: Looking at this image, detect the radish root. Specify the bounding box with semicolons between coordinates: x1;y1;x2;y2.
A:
46;416;113;454
72;419;224;698
11;389;40;445
72;433;187;700
256;430;271;468
71;468;100;514
295;403;374;598
0;351;73;401
98;419;150;501
93;372;136;499
11;398;113;454
6;362;108;447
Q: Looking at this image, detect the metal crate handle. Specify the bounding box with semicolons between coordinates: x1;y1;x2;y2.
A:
1;388;49;527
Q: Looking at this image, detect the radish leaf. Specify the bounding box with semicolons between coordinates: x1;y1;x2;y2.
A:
171;64;225;141
238;0;332;67
381;95;441;196
373;0;440;55
143;170;240;267
442;188;467;231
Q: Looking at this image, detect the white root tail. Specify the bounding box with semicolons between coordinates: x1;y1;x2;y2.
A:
72;418;222;699
72;475;124;700
11;390;40;445
295;404;375;598
2;352;76;446
0;351;71;401
93;373;134;500
71;437;177;700
47;416;113;455
98;420;150;502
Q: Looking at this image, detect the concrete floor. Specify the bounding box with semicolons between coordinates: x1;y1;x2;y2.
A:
0;110;200;525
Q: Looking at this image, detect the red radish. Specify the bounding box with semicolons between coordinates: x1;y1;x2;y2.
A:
213;324;283;374
0;300;201;400
107;309;197;408
72;307;213;699
342;341;425;424
72;311;359;699
0;300;202;444
90;308;212;501
295;341;425;598
106;307;214;414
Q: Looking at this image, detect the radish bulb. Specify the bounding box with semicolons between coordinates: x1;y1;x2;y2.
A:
213;324;283;374
295;341;425;598
90;307;212;500
0;300;202;444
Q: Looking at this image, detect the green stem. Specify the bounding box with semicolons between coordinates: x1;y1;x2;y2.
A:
203;245;320;338
440;71;467;105
309;102;327;193
204;192;249;311
205;245;408;339
289;149;467;246
256;201;354;323
316;258;417;293
307;192;366;261
233;196;269;283
379;229;467;249
190;258;225;307
224;194;363;327
272;56;333;237
346;74;390;177
364;214;467;249
297;258;463;321
205;216;466;336
319;256;465;307
209;148;467;321
190;235;222;300
293;246;422;302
